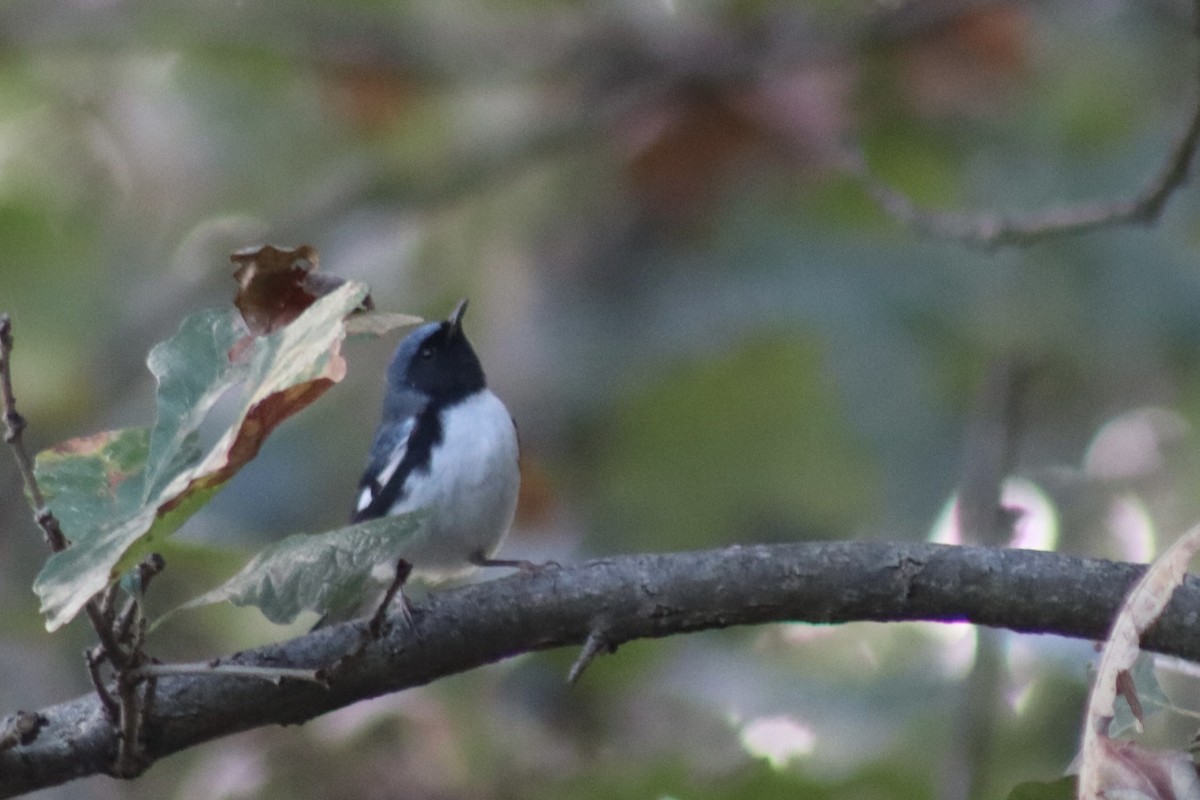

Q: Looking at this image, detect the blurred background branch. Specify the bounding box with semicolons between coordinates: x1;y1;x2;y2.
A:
852;0;1200;247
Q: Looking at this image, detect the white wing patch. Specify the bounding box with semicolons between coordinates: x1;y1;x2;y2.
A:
375;446;406;493
355;418;414;514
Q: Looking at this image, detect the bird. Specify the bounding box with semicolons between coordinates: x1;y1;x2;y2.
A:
345;299;523;623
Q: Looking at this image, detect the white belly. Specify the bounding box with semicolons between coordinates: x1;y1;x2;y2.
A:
390;389;520;576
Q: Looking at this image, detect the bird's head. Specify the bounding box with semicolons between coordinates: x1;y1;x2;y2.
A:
386;299;485;402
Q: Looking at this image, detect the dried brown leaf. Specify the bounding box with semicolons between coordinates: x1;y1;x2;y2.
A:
231;244;372;337
1090;527;1200;728
1081;738;1200;800
1079;525;1200;799
1117;668;1146;733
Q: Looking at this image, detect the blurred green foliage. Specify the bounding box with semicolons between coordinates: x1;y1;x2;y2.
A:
597;335;878;551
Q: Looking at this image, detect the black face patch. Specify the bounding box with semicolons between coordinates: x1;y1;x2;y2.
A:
403;321;486;402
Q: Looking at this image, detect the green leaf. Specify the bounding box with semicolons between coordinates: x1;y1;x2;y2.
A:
34;427;151;536
170;513;426;626
142;308;248;500
33;281;369;632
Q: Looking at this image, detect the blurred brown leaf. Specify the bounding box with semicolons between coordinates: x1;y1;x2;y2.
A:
896;4;1031;117
1116;668;1145;732
622;88;764;220
322;64;422;134
621;65;851;224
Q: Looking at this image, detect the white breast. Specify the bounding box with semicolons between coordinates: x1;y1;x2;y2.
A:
390;389;520;576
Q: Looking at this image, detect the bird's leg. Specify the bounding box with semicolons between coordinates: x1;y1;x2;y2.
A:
322;559;415;677
368;558;414;638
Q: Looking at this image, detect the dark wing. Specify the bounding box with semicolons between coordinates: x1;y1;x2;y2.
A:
351;403;444;522
352;415;413;522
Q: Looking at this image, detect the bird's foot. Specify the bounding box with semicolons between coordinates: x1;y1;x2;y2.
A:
367;558;414;639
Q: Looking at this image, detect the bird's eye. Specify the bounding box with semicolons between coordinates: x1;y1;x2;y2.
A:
418;346;434;360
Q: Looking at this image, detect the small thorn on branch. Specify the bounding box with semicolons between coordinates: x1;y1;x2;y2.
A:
567;625;616;685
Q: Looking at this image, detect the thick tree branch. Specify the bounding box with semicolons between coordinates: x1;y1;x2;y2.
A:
1;540;1196;797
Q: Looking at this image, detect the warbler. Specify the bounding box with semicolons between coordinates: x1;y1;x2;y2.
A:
353;299;522;581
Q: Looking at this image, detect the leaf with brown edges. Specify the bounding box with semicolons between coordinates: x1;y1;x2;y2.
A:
231;244;373;336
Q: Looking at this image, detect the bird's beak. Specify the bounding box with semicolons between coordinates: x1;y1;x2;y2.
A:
448;298;469;334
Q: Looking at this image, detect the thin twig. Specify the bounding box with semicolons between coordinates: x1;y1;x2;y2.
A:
0;314;69;551
854;0;1200;249
2;315;123;655
113;676;144;778
129;661;328;686
116;555;165;646
98;583;121;630
115;602;139;648
113;616;152;779
2;314;159;774
86;605;130;670
85;648;119;719
120;623;157;778
1;316;32;481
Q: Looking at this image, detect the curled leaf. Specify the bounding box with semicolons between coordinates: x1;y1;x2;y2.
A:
1087;526;1200;731
231;244;373;336
33;282;370;631
1078;525;1200;800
